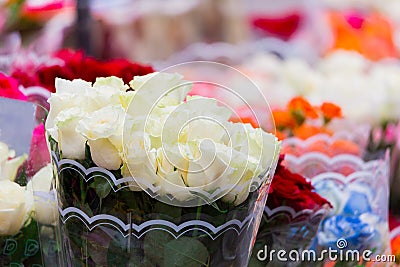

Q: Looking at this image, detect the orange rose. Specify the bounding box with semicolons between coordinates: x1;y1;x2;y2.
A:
321;102;343;123
288;97;319;120
272;110;296;129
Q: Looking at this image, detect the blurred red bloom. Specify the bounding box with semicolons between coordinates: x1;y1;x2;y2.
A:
267;155;332;212
0;72;27;101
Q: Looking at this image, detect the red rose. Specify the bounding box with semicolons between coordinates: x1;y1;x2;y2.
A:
267;155;332;212
0;73;27;101
36;64;76;92
10;69;39;89
251;13;302;41
11;49;155;92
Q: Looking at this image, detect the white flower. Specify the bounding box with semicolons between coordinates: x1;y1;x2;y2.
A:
46;77;132;161
0;142;27;181
76;105;125;169
27;164;58;225
46;73;281;206
52;107;87;159
123;82;281;205
0;180;32;236
88;139;122;170
46;79;92;131
128;72;192;119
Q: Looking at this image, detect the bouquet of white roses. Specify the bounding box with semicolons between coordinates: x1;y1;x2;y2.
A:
46;72;281;266
0;141;57;266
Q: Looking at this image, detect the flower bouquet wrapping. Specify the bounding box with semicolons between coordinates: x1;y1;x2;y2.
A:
46;72;281;266
284;150;391;266
250;156;331;266
0;141;42;267
0;96;40;266
1;88;66;267
367;122;400;216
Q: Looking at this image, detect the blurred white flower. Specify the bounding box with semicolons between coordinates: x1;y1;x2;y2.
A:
0;180;32;236
27;164;58;225
0;142;27;182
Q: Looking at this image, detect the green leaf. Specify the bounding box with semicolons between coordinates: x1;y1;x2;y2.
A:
164;237;209;267
90;177;112;199
143;231;173;265
14;163;28;186
107;233;130;267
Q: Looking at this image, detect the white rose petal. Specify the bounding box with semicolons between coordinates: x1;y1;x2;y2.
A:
93;76;129;92
32;190;58;226
28;163;53;192
76;105;125;141
88;139;122;170
0;142;27;181
129;72;192;108
0;154;28;181
54;107;87;159
0;180;31;236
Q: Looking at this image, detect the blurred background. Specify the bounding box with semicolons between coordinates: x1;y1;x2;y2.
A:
2;0;399;66
2;1;400;265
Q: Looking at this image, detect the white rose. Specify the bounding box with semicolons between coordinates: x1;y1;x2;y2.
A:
123;88;281;205
46;78;133;162
87;77;129;110
0;142;27;181
93;76;129;92
52;107;87;159
87;139;122;170
128;72;192;112
76;105;125;141
46;78;92;131
27;164;58;225
0;180;32;236
76;105;125;169
221;125;280;205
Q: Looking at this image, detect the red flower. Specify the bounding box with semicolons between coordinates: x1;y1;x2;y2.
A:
251;13;302;41
11;49;155;92
9;69;39;89
267;155;332;212
0;73;27;101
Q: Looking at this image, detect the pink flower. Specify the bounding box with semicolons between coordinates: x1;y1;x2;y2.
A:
0;73;27;101
385;123;400;147
27;123;50;176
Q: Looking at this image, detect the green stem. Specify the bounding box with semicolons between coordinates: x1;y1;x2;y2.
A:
80;179;87;204
193;204;202;237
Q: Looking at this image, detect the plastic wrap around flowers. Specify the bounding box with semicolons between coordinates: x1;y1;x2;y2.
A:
284;150;391;262
45;67;281;266
0;142;55;266
251;156;331;266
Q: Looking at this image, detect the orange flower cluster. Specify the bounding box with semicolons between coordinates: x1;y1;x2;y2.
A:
327;11;398;60
272;96;343;140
